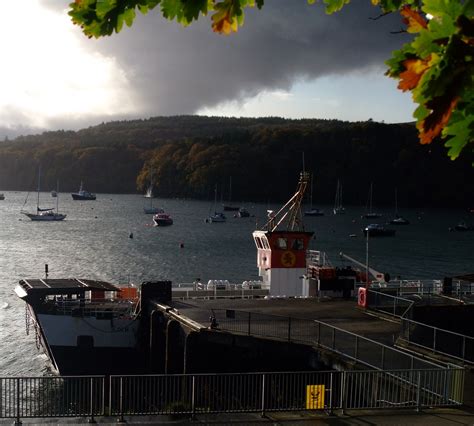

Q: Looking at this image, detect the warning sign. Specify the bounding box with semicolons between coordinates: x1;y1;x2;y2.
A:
306;384;325;409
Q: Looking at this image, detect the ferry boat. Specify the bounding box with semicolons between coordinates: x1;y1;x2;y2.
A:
15;278;141;375
363;223;396;237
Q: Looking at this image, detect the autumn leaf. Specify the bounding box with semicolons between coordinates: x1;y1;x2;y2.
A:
418;95;459;145
398;57;431;91
400;5;427;33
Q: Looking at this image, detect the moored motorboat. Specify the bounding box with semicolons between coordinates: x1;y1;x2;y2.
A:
71;182;96;200
207;212;226;223
238;207;250;218
363;223;396;237
454;221;472;231
304;208;324;216
390;216;410;225
0;193;5;200
153;212;173;226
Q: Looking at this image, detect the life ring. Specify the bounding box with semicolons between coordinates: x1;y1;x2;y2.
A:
358;287;367;308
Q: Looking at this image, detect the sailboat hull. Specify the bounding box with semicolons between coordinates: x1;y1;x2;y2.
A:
23;212;66;221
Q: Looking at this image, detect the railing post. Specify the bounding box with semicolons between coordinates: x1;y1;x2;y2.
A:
433;328;437;353
461;337;466;362
332;328;336;350
415;370;422;412
355;336;359;360
119;377;124;423
89;377;96;423
381;346;385;370
393;296;396;316
329;372;334;415
261;374;266;418
340;371;347;415
317;321;321;345
108;376;112;417
15;377;21;426
191;375;196;420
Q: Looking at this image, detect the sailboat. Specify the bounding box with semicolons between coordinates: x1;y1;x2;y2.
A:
390;188;409;225
364;182;382;219
222;177;239;211
21;171;66;221
206;185;226;223
304;173;324;216
333;179;345;215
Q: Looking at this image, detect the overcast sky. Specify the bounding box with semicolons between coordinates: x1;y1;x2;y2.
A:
0;1;414;138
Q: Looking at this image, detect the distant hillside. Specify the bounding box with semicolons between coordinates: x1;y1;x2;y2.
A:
0;115;472;207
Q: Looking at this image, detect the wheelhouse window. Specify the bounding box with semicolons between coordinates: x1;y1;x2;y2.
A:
275;237;288;250
292;239;304;250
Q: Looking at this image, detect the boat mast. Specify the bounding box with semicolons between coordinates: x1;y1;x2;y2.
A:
37;166;41;213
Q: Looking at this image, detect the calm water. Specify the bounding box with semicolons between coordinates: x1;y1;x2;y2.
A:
1;191;473;375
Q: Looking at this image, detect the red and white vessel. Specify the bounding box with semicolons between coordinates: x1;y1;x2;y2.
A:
253;171;314;297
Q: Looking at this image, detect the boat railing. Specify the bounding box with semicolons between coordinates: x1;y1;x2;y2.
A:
306;250;332;267
45;298;137;317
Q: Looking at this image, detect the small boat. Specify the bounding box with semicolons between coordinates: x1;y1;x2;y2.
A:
51;190;57;198
238;207;250;218
454;221;472;231
390;216;410;225
207;185;226;223
363;223;395;237
21;171;66;221
207;212;226;223
304;173;324;216
144;206;164;215
364;182;382;218
333;179;345;215
389;189;409;225
0;193;4;200
222;177;239;211
71;182;96;200
153;212;173;226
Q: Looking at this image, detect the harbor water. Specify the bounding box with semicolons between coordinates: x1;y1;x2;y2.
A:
0;191;473;376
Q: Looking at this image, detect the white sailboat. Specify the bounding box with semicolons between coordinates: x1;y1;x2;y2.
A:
22;171;66;221
364;182;382;219
206;184;226;223
304;173;324;216
390;188;409;225
333;179;345;215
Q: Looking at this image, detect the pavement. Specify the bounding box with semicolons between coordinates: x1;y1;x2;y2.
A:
3;407;474;424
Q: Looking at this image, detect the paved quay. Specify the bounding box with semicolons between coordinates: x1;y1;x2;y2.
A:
4;407;474;424
171;297;403;344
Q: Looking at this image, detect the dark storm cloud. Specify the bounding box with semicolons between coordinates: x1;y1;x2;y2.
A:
85;1;409;116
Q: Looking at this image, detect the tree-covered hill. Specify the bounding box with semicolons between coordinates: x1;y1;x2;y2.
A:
0;115;472;208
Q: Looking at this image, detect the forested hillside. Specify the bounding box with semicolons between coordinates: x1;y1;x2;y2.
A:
0;116;472;207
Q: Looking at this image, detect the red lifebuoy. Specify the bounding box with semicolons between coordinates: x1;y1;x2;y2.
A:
358;287;367;308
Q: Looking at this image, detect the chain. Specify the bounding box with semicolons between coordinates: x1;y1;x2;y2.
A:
25;305;30;336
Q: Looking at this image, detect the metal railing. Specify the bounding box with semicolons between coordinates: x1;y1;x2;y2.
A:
212;309;443;371
400;318;474;364
367;290;474;365
0;369;464;422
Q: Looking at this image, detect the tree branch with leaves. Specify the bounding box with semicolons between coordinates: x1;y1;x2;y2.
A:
69;0;474;161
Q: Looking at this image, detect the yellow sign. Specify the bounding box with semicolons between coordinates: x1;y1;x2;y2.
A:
306;384;325;409
281;251;296;267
